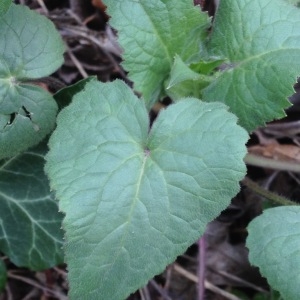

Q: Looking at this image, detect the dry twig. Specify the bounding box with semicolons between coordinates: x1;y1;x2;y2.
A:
173;264;242;300
8;272;68;300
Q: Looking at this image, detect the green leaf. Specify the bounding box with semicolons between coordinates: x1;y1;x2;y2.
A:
102;0;210;109
165;77;208;101
0;259;6;292
0;0;11;16
0;4;64;78
166;55;209;89
0;4;65;158
46;79;248;299
54;76;96;110
190;59;225;75
202;0;300;131
165;55;215;100
0;141;64;270
0;84;58;160
247;206;300;300
284;0;300;6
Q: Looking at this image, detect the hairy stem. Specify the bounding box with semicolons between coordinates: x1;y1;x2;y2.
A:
242;177;297;206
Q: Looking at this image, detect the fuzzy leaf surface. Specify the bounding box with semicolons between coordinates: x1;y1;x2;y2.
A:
102;0;210;109
0;142;64;270
165;55;214;100
46;79;247;299
0;4;64;158
0;84;58;160
203;0;300;131
0;0;11;16
247;206;300;300
166;55;203;89
0;4;64;79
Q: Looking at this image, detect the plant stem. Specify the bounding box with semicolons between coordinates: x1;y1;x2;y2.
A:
242;177;297;206
197;236;206;300
244;153;300;173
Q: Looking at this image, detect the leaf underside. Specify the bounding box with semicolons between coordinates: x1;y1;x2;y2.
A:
54;76;96;110
0;4;65;159
46;79;247;299
0;141;64;270
203;0;300;131
247;206;300;300
102;0;210;109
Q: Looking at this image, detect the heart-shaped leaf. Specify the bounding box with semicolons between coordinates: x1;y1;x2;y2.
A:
0;4;64;159
247;206;300;300
102;0;210;109
0;141;64;270
46;79;248;299
203;0;300;131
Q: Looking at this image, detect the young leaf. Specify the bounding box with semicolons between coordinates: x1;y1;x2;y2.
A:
166;55;203;89
0;4;65;159
46;79;248;299
0;141;64;270
247;206;300;300
102;0;210;109
202;0;300;131
165;55;214;100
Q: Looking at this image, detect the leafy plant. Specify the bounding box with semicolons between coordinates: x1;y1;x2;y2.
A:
46;79;247;299
1;0;300;299
0;2;64;159
247;206;300;300
0;1;64;272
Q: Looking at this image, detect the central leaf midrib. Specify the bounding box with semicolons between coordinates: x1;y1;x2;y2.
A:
139;2;172;68
102;150;149;282
123;151;148;239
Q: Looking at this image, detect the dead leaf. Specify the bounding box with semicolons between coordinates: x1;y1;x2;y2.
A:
91;0;107;11
248;143;300;162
